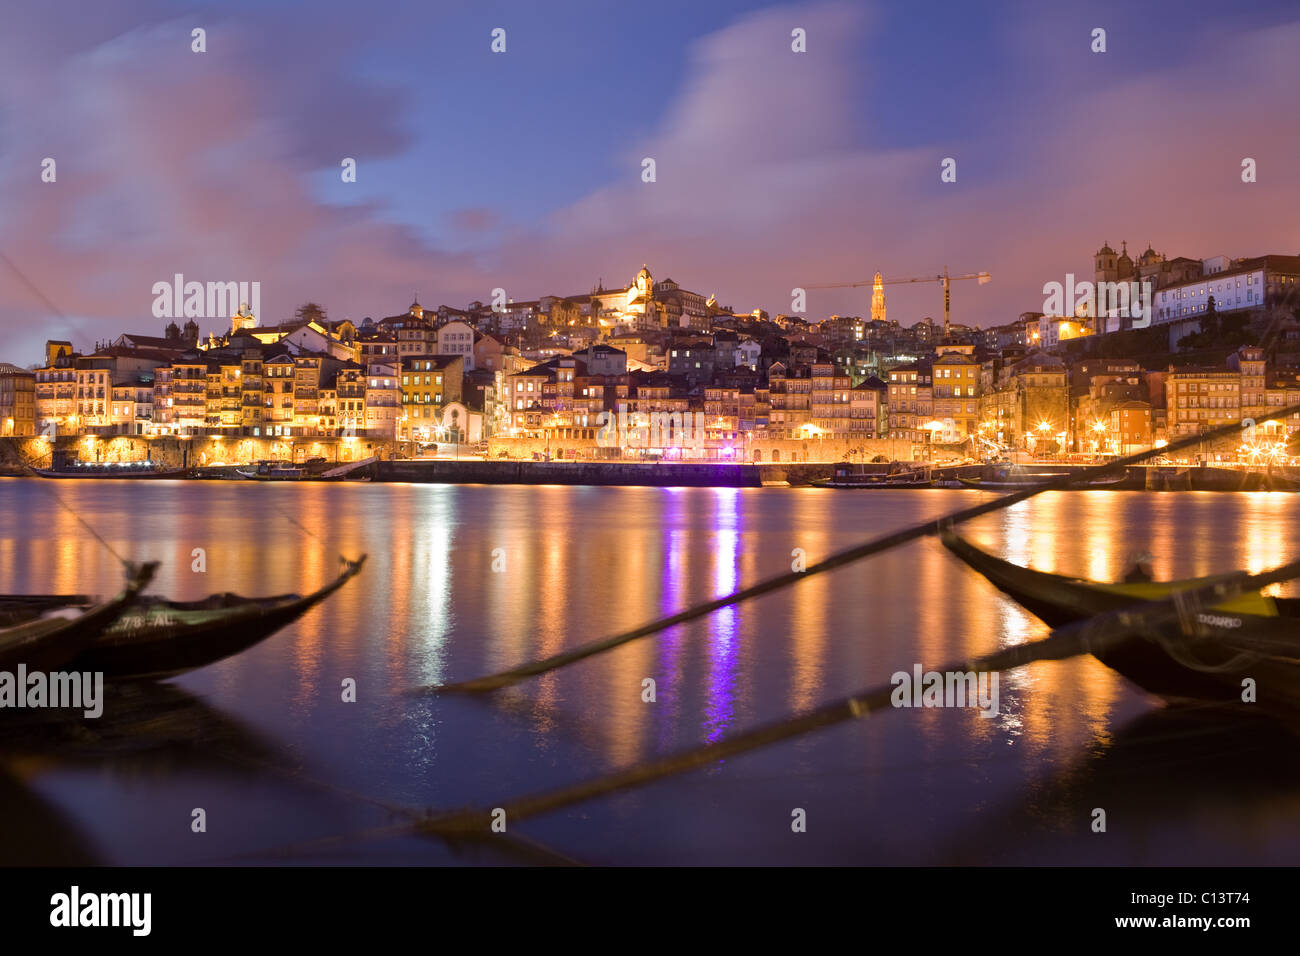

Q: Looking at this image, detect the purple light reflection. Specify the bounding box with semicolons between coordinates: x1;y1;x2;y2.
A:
703;488;741;743
655;487;689;752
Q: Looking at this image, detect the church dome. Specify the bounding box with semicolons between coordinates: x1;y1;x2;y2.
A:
1097;241;1115;257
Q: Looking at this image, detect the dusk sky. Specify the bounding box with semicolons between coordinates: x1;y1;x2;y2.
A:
2;0;1298;361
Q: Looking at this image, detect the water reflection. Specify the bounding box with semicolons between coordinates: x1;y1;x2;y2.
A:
2;481;1300;863
704;490;740;743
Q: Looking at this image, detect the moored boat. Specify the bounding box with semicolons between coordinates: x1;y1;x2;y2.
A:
0;557;365;680
34;462;186;479
0;563;157;672
939;531;1300;718
813;474;934;489
236;460;305;481
813;463;934;489
958;471;1071;490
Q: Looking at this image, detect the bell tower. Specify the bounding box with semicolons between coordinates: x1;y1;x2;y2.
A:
870;272;886;323
1094;241;1118;286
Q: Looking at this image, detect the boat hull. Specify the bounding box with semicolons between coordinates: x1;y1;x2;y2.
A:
813;478;934;489
0;557;364;680
939;532;1300;716
236;469;304;481
0;565;156;672
33;468;187;480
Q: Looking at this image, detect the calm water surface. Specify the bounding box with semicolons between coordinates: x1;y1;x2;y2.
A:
2;478;1299;865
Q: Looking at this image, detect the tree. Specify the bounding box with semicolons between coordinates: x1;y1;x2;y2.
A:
295;302;327;325
1202;295;1220;341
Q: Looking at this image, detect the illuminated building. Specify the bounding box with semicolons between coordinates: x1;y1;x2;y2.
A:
886;360;932;442
363;361;400;440
870;272;886;324
850;376;888;438
34;352;77;434
262;353;295;436
930;344;980;441
1165;366;1241;438
169;354;208;435
400;355;463;442
0;363;36;437
436;321;479;370
1107;400;1153;454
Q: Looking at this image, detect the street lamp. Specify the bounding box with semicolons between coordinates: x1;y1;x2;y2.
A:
922;419;946;464
800;422;825;461
1033;419;1053;459
1091;419;1107;457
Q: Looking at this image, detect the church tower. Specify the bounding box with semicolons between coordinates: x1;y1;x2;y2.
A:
231;302;258;334
1094;241;1118;287
870;272;886;323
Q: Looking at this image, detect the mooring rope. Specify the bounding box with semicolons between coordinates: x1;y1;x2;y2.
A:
2;249;352;571
6;445;134;571
414;556;1300;834
2;251;136;572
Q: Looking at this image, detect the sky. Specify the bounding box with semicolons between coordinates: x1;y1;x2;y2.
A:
2;0;1299;362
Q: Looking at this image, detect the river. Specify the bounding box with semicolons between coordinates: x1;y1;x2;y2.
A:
2;479;1299;864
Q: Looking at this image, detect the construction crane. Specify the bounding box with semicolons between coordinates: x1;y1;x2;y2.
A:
808;267;991;336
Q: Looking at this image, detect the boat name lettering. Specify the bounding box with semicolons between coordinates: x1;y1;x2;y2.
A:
111;612;180;632
1196;613;1242;629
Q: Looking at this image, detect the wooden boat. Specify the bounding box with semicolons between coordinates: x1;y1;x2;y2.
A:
236;460;305;481
1084;472;1132;488
940;531;1300;716
0;556;365;680
34;463;186;479
958;471;1130;490
0;563;156;672
813;463;934;489
958;472;1069;490
1085;470;1145;490
187;468;247;481
813;473;934;489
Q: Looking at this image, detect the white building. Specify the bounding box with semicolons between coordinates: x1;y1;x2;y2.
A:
1151;255;1300;325
436;321;478;370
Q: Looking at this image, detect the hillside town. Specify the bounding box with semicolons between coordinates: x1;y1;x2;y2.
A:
4;245;1300;468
